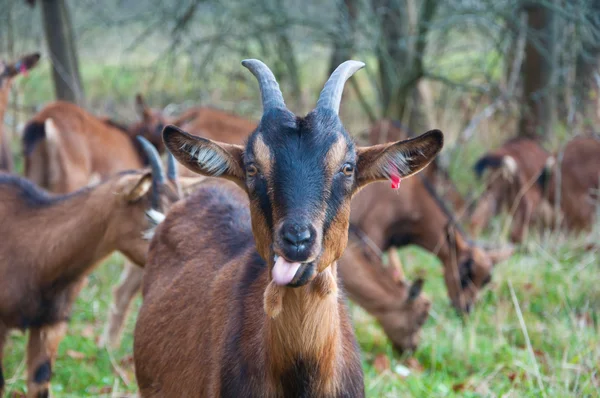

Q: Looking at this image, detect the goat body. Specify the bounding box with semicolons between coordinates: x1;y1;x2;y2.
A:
470;137;551;242
0;169;167;397
351;178;512;312
23;101;146;193
540;136;600;231
135;181;363;397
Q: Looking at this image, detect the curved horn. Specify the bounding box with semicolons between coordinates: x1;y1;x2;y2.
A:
316;60;365;114
241;59;286;113
167;151;178;182
166;150;182;197
137;136;165;209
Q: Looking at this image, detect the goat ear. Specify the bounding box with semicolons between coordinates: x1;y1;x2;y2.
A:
407;278;424;302
135;93;151;121
356;130;443;188
123;172;153;202
163;125;245;184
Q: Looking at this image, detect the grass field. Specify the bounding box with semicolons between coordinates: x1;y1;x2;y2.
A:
3;227;599;397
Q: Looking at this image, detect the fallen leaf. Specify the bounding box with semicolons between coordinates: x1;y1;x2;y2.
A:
452;382;466;392
373;354;390;374
66;349;86;360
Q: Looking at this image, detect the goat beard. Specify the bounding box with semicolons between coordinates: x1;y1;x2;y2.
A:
263;270;337;318
264;281;284;318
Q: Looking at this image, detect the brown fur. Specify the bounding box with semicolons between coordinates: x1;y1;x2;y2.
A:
173;106;258;142
339;238;430;353
23;101;150;193
134;104;442;396
0;170;175;397
351;178;513;312
470;138;551;243
540;136;600;231
0;53;40;172
134;180;363;397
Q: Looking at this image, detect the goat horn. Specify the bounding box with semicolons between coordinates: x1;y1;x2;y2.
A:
167;151;178;182
137;136;165;209
166;150;182;197
316;60;365;114
241;59;286;113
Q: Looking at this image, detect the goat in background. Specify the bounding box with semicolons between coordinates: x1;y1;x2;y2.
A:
0;52;40;172
0;139;176;397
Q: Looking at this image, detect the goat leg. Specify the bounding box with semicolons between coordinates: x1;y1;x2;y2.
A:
26;322;67;398
100;261;144;348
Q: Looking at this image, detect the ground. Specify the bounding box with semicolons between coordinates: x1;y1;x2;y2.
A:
3;229;599;397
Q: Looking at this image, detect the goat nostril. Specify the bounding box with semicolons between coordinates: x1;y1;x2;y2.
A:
282;225;312;246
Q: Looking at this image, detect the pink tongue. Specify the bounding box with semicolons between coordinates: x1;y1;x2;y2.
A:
272;256;302;286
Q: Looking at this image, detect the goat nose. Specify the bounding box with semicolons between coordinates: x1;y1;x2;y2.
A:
282;224;312;246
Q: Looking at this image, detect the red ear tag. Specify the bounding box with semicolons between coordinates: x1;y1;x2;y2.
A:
390;174;401;189
19;63;28;77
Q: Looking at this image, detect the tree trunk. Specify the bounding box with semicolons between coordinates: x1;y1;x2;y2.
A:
574;0;600;129
40;0;84;104
518;2;556;139
372;0;437;120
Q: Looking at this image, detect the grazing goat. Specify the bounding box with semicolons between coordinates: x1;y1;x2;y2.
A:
22;95;165;192
538;136;600;231
0;52;40;172
134;59;443;396
0;141;176;397
341;229;430;353
351;176;513;313
470;137;552;243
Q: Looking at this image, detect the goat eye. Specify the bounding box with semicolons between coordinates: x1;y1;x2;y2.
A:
341;163;354;176
246;164;258;177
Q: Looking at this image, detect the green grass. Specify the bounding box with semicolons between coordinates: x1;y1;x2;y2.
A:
3;235;599;397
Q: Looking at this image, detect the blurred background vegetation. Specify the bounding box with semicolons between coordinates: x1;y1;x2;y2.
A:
1;0;600;396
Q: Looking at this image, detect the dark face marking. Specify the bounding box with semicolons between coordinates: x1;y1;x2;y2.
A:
244;109;356;285
33;360;52;384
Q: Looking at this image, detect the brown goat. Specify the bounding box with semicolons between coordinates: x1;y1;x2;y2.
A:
351;176;513;313
22;95;165;192
0;141;176;397
470;137;552;243
538;136;600;231
0;52;40;172
134;59;443;396
341;230;430;353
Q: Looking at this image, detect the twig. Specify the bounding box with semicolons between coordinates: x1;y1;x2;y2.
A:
459;12;527;142
508;281;546;397
106;347;131;387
